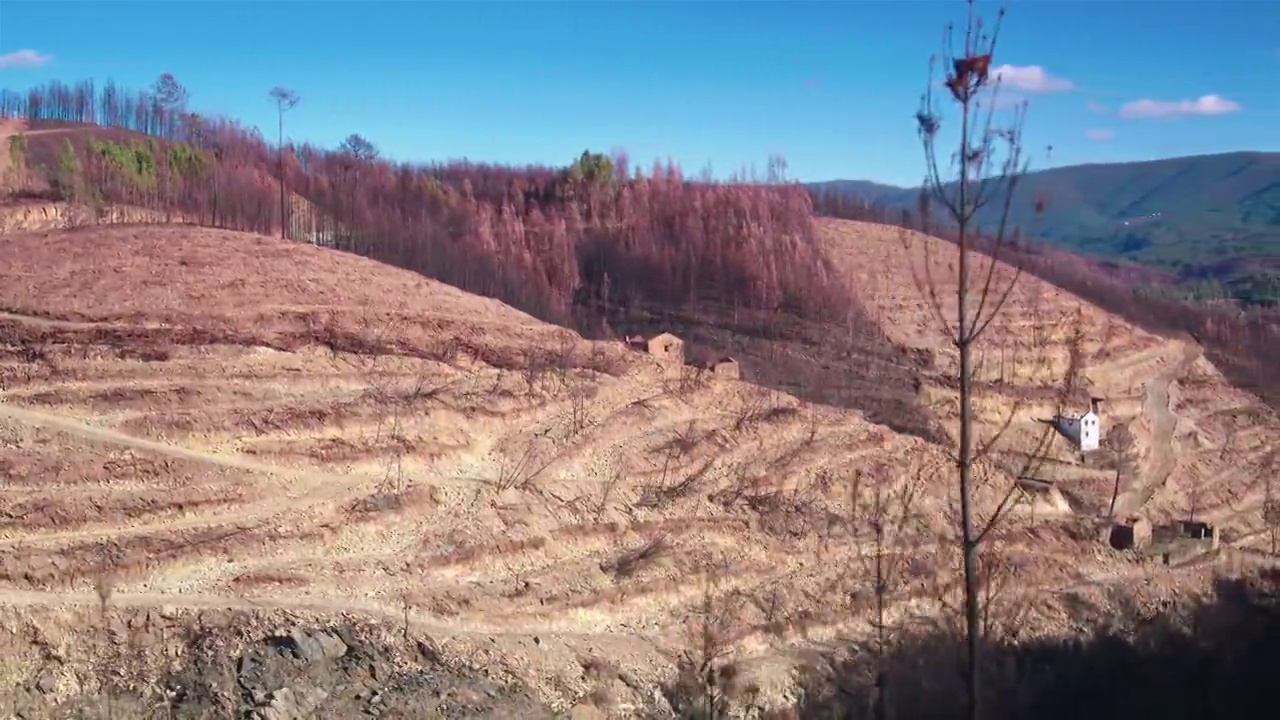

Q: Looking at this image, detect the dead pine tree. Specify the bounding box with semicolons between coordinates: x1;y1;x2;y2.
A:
1264;448;1279;557
268;86;301;240
848;461;929;720
94;568;117;720
400;590;425;641
1102;422;1136;519
670;562;740;719
907;1;1049;717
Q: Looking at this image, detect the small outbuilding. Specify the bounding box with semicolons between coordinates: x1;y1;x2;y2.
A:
685;351;741;381
1054;397;1104;452
707;356;741;380
1108;516;1153;550
646;332;684;363
625;332;685;364
1177;520;1220;550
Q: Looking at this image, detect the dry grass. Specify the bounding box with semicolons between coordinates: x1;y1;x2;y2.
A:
0;221;1274;712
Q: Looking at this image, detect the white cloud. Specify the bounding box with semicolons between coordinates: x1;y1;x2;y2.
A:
1085;100;1110;115
0;49;52;69
980;91;1026;111
1117;94;1241;120
991;64;1074;93
1085;128;1115;141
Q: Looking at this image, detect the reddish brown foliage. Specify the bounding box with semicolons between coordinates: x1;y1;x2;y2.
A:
812;190;1280;409
3;79;943;439
3;80;843;330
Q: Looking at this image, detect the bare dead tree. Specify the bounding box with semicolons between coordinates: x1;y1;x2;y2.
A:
151;72;190;137
521;350;553;397
669;561;741;719
974;531;1029;644
602;533;670;579
566;375;595;438
1187;469;1206;526
907;2;1054;717
268;86;300;240
400;590;425;641
494;437;557;493
662;360;709;399
94;566;117;720
331;307;462;511
337;133;378;249
551;330;578;392
848;460;931;720
1106;425;1136;519
594;455;625;520
1264;448;1279;556
731;382;783;433
638;458;715;511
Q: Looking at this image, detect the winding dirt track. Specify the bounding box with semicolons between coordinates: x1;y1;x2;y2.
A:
0;399;372;546
0;220;1275;711
0;586;668;644
1114;340;1203;515
0;311;112;330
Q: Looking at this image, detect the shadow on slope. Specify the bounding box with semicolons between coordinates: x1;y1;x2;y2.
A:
787;569;1280;719
5;86;948;445
811;197;1280;411
597;301;946;445
2;614;556;719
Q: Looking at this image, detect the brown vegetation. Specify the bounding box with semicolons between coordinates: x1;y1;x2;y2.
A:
0;78;948;441
0;84;839;324
0;218;1274;715
0;53;1277;719
812;170;1280;412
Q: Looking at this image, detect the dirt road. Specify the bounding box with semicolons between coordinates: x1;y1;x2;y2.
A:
0;400;372;545
0;586;668;644
1113;340;1202;515
0;310;136;330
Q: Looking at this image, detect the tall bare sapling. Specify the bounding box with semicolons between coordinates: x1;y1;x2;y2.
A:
268;86;301;240
909;1;1054;717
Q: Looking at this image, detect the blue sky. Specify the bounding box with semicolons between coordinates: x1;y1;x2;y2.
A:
1;0;1276;186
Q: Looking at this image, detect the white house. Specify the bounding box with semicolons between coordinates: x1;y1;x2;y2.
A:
1055;398;1103;452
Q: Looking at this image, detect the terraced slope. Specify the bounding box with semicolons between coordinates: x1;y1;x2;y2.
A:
819;217;1278;552
0;221;1274;715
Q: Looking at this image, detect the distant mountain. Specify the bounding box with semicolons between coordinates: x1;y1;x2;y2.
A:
810;151;1280;305
807;179;907;204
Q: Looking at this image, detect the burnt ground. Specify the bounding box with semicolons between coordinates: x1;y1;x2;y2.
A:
1;222;1276;718
599;301;944;444
1;610;565;720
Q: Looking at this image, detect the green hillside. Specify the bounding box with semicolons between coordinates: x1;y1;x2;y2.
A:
812;151;1280;305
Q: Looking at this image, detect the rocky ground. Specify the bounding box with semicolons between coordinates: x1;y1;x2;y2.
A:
1;607;577;719
0;220;1275;718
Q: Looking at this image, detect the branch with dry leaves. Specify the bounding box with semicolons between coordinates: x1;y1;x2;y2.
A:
845;458;936;688
665;562;746;719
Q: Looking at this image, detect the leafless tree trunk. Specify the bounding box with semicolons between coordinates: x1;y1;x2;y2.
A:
95;569;116;720
211;145;223;228
1264;449;1279;556
268;86;300;241
849;460;929;720
673;562;739;719
1107;425;1135;518
339;133;378;252
907;2;1052;717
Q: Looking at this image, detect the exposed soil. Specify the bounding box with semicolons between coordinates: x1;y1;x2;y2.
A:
0;220;1275;715
1113;341;1203;515
0;607;563;719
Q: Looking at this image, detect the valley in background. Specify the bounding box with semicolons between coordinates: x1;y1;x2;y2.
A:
0;73;1276;719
